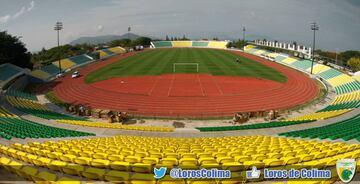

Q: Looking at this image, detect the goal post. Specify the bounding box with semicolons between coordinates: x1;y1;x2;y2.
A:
173;63;199;73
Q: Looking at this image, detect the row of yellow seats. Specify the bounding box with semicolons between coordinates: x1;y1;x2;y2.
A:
2;144;360;184
326;74;355;87
6;136;359;171
6;96;48;111
108;47;126;54
286;109;352;121
332;91;360;104
0;107;16;117
56;120;174;132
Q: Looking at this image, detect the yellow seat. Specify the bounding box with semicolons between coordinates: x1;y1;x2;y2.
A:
161;158;178;166
56;177;81;184
222;162;243;172
104;170;130;183
5;160;23;173
283;157;300;165
108;154;124;162
267;153;283;159
132;163;152;173
199;157;216;165
93;153;108;159
130;173;156;184
59;154;76;163
124;156;142;164
20;166;38;181
110;161;131;171
179;158;197;166
79;151;93;158
32;171;57;183
46;152;62;160
74;157;92;165
243;160;265;169
181;153;196;158
61;164;84;176
251;154;268;161
32;157;51;167
91;159;110;168
142;157;159;165
299;154;314;162
216;157;234;164
263;158;284;167
234;155;251;163
81;167;106;180
48;160;66;171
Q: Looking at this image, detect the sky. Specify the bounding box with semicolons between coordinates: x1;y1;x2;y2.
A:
0;0;359;52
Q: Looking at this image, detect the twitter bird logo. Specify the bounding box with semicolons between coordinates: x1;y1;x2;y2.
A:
154;167;167;179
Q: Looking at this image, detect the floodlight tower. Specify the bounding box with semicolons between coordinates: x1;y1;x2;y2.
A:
242;26;246;50
310;22;319;75
54;21;63;74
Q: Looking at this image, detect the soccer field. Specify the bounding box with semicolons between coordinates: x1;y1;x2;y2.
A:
85;48;287;83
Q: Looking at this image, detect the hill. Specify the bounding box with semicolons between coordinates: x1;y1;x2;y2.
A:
69;33;141;45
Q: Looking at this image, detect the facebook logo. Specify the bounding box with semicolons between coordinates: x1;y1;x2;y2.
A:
246;166;261;179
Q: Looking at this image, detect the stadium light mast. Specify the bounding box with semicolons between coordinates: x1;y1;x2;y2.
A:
242;26;246;50
54;21;63;74
310;22;319;75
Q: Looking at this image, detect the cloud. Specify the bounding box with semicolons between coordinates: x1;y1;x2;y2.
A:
0;15;10;24
97;25;104;32
27;1;35;11
13;7;25;19
0;1;35;24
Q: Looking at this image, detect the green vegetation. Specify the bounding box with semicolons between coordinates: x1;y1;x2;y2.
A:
86;48;287;83
347;57;360;72
0;31;32;69
31;44;95;68
45;90;69;108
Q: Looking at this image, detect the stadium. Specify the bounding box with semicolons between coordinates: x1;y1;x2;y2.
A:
1;1;360;183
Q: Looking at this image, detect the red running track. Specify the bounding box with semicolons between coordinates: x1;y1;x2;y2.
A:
53;50;319;118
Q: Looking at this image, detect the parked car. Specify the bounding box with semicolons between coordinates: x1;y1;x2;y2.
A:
56;72;65;78
72;71;80;78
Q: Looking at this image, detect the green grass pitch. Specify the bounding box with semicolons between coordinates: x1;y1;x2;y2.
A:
85;48;287;83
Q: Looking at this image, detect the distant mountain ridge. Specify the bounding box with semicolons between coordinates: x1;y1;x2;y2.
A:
69;33;141;45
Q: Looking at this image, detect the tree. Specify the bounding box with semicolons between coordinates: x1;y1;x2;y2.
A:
165;35;170;41
132;37;152;46
0;31;32;69
347;57;360;72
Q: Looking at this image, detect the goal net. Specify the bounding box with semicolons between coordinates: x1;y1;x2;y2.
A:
173;63;199;73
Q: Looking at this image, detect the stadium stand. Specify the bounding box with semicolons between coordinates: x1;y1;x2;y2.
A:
68;55;92;65
279;114;360;141
0;135;359;182
244;45;360;121
355;75;360;81
152;41;172;48
0;117;94;140
171;41;192;47
101;49;114;56
31;47;125;81
56;120;174;132
108;47;126;54
196;120;314;132
192;41;209;47
207;41;228;49
151;40;229;49
30;70;51;81
5;89;173;132
0;64;24;82
52;59;76;70
5;89;84;121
